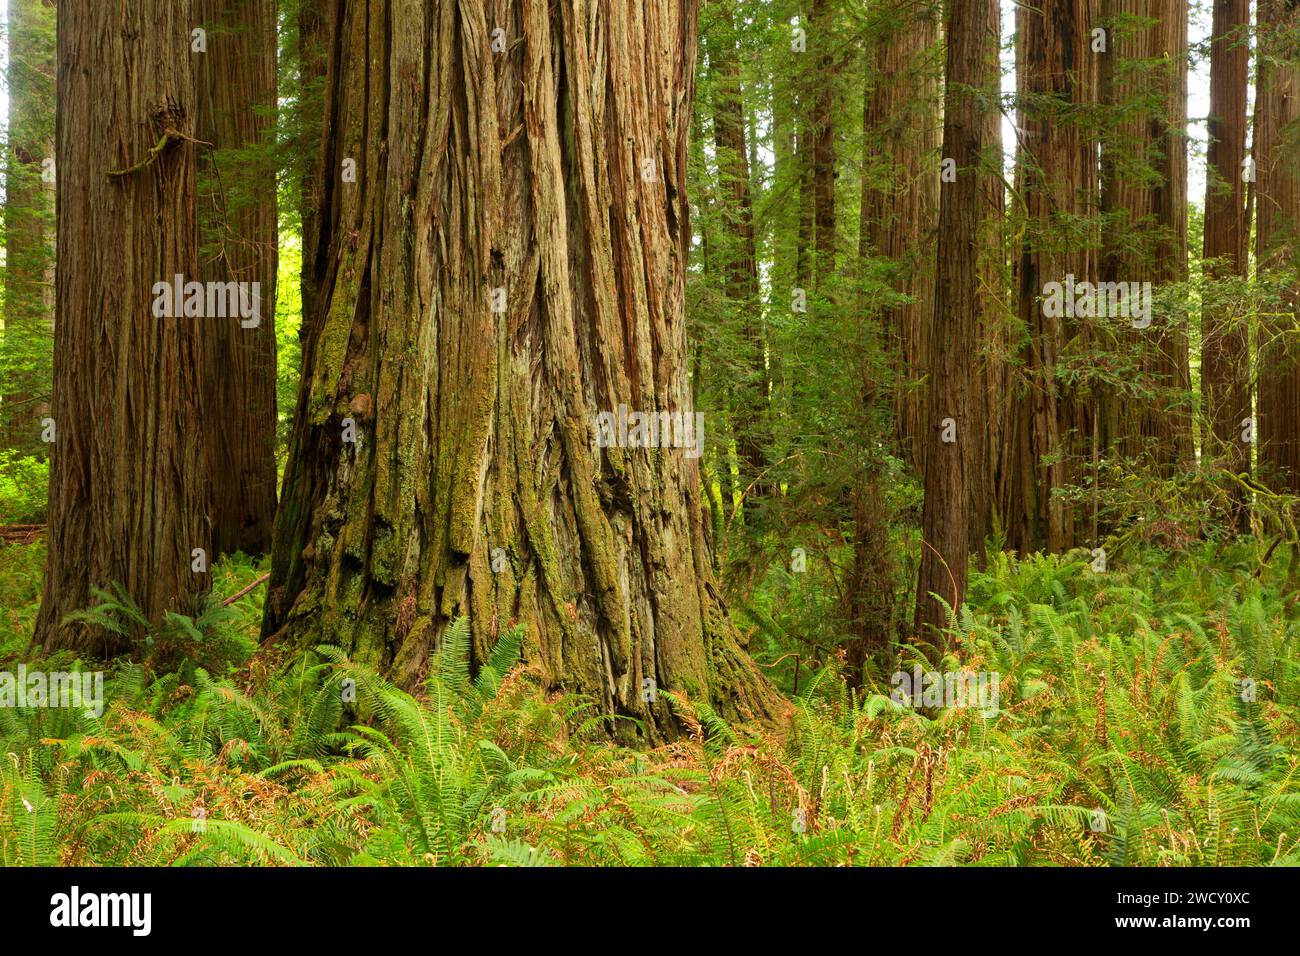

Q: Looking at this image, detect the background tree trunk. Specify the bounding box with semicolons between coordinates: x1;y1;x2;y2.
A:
1255;0;1300;493
915;0;998;636
263;0;784;742
859;0;939;476
1100;0;1191;473
971;0;1008;567
195;0;279;557
37;1;209;656
1;0;56;460
705;0;769;502
1201;0;1252;528
1004;0;1101;555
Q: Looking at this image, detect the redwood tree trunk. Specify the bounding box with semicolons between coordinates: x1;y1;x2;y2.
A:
859;0;939;475
847;0;940;673
1003;0;1101;555
263;0;784;741
1100;0;1191;473
2;0;56;458
915;0;998;636
195;0;279;557
1201;0;1252;527
809;0;837;288
37;1;210;656
1255;0;1300;493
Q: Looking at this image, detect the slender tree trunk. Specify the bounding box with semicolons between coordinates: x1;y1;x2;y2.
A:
1100;0;1191;474
37;1;210;656
915;0;998;636
1202;0;1252;528
970;0;1009;568
195;0;279;557
859;0;940;475
847;0;940;677
1004;0;1101;555
2;0;56;458
263;0;785;741
809;0;837;288
706;0;769;501
1255;0;1300;493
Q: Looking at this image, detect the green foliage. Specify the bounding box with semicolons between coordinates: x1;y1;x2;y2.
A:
1;539;1296;866
0;451;47;524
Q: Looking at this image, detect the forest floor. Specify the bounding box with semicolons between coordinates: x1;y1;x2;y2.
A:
1;536;1297;866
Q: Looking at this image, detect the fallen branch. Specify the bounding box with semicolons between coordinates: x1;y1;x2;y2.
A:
222;572;270;607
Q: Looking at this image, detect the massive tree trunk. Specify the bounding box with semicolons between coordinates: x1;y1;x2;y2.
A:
1099;0;1191;473
1003;0;1101;555
1255;0;1300;493
705;0;768;501
263;0;784;741
37;1;210;656
2;0;56;458
914;0;999;636
1201;0;1252;528
195;0;279;557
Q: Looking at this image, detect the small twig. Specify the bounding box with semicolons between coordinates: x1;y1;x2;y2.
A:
107;127;212;178
222;572;270;607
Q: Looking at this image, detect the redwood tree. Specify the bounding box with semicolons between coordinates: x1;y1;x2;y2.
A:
263;0;783;740
1201;0;1252;527
37;1;210;655
195;0;279;557
1255;0;1300;493
1003;0;1101;555
1099;0;1192;472
915;0;999;635
859;0;940;475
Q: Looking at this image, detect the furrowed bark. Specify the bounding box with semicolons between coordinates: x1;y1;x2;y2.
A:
37;1;210;656
915;0;999;636
1255;0;1300;493
1201;0;1252;528
1004;0;1102;555
263;0;786;742
195;0;279;557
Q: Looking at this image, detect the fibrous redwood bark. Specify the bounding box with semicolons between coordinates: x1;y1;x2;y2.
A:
848;0;940;670
1099;0;1191;473
859;0;940;475
1201;0;1252;527
263;0;784;740
1255;0;1300;493
37;1;210;656
195;0;279;557
914;0;999;636
1003;0;1101;555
